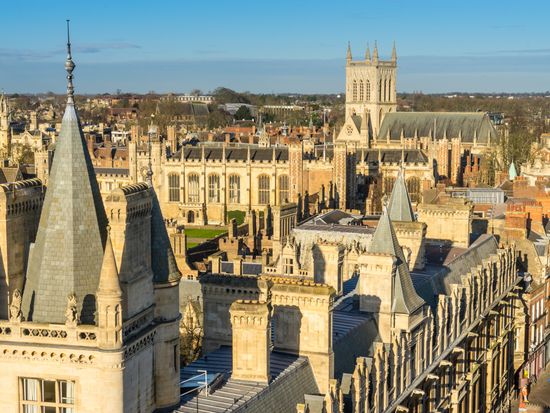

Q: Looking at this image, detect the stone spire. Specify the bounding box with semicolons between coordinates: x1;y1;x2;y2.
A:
391;41;397;62
346;42;352;63
509;160;518;181
97;231;122;296
372;41;379;63
365;43;371;62
387;167;415;222
22;24;107;324
369;206;424;314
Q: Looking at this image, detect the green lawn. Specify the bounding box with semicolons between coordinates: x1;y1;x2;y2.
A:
184;228;227;239
227;210;246;225
186;242;199;249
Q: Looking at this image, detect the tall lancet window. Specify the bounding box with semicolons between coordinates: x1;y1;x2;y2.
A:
278;175;289;204
187;173;200;203
228;174;240;204
366;80;371;101
208;174;220;203
258;175;270;205
388;79;392;101
352;80;358;101
378;81;382;101
168;173;180;202
359;80;364;101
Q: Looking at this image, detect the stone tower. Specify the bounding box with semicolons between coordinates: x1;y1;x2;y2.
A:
345;42;397;137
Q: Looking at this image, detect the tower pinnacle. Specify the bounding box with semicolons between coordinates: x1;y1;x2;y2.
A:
391;41;397;62
372;41;379;63
365;42;371;62
346;41;352;62
65;19;75;105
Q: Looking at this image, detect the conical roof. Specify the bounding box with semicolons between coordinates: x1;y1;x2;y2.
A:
509;161;518;180
369;207;424;314
22;34;107;324
387;169;415;222
97;232;122;296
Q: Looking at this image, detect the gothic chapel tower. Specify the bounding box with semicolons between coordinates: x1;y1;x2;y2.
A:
345;42;397;137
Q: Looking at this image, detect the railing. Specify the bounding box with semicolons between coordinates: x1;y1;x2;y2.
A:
180;370;209;398
0;320;98;347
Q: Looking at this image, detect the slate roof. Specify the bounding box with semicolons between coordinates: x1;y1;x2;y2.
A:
387;169;415;222
22;101;108;324
368;207;425;314
378;112;498;143
176;346;314;413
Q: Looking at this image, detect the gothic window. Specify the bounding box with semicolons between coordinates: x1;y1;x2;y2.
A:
168;173;180;202
208;174;220;203
388;79;392;101
228;174;240;204
378;80;382;101
406;177;421;203
365;79;371;101
359;80;364;101
187;173;200;203
383;176;396;195
278;175;289;204
352;80;358;101
258;174;270;205
20;378;75;412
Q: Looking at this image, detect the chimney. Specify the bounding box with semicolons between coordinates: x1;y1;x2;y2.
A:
230;300;271;383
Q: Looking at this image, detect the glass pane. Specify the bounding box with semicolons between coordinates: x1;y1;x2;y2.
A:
60;381;75;404
42;407;56;413
61;409;74;413
22;378;39;401
42;380;56;402
23;405;39;413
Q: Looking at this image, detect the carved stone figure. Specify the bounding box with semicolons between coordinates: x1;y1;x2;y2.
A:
9;289;22;323
65;293;78;327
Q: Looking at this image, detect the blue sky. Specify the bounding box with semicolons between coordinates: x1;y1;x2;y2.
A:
1;0;549;94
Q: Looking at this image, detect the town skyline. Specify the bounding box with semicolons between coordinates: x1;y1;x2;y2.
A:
1;0;550;94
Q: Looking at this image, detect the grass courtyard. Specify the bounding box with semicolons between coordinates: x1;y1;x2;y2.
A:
185;227;227;249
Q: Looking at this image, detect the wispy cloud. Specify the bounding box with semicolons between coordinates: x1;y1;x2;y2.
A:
0;42;141;61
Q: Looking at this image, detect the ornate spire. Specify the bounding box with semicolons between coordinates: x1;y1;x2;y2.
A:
372;41;379;63
65;20;75;105
346;41;352;62
365;42;371;62
391;41;397;62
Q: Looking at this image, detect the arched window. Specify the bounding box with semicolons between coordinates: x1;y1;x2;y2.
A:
365;80;371;101
383;176;396;195
406;177;421;203
378;80;382;101
208;174;220;203
384;79;388;102
228;174;240;204
278;175;289;205
258;175;270;205
388;79;392;102
359;80;364;101
168;173;180;202
352;80;357;101
187;173;199;203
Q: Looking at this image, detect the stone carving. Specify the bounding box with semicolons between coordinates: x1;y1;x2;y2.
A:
65;293;78;327
9;289;22;323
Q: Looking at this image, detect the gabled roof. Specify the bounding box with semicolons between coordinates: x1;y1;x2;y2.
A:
22;101;108;324
369;207;425;314
387;169;415;222
378;112;498;144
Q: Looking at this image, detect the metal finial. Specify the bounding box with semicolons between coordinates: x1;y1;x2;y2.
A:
65;19;76;104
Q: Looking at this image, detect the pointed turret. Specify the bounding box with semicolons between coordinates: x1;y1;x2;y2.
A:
365;43;371;62
372;41;379;63
369;206;424;314
22;22;108;324
391;41;397;62
97;231;122;296
346;42;352;63
387;168;415;222
96;230;123;349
